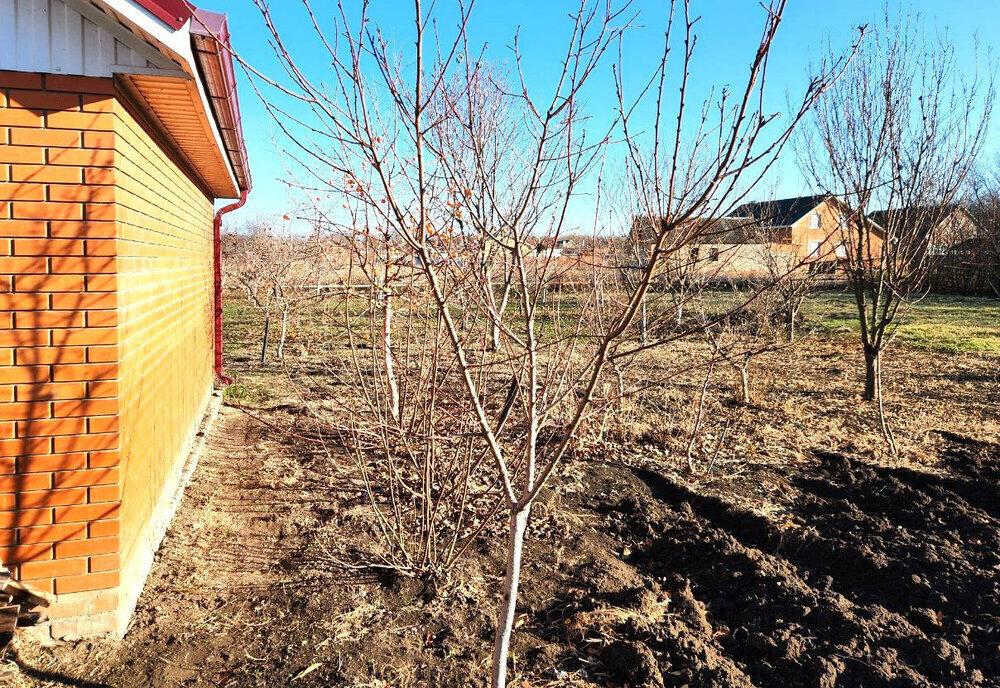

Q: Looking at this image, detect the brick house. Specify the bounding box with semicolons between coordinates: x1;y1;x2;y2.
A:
0;0;250;636
632;195;885;279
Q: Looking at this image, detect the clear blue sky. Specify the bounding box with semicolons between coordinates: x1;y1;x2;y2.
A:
214;0;1000;228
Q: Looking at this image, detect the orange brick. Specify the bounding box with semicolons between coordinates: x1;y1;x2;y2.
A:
50;185;114;203
0;220;47;237
12;201;82;220
16;417;87;437
87;416;119;434
86;311;118;327
53;502;119;524
0;110;43;129
45;111;113;131
0;256;48;274
0;366;50;384
82;168;115;185
53;433;118;453
47;147;114;167
82;131;114;149
15;312;84;329
14;274;84;292
21;557;86;581
0;293;48;310
87;450;119;468
9;127;81;148
51;363;116;382
84;204;116;221
18;487;86;508
85;240;117;257
49;328;116;346
50;256;117;274
52;398;118;418
0;436;50;456
19;577;53;594
0;182;45;200
53;468;118;489
0;402;50;422
81;95;116;113
53;571;118;594
0;329;49;348
0;146;45;165
0;543;52;563
0;350;11;366
88;484;119;503
0;508;52;529
14;239;84;256
51;292;117;310
15;382;86;401
89;553;120;573
16;347;87;365
88;519;119;539
11;164;81;184
19;453;87;473
18;522;87;544
50;221;115;239
0;472;52;492
85;275;117;291
85;346;118;364
8;90;80;111
86;380;118;397
0;71;43;89
47;75;115;96
55;536;117;559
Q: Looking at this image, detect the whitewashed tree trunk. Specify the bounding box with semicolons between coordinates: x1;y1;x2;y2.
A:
491;505;531;688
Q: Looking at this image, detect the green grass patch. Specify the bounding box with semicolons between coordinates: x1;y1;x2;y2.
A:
803;291;1000;355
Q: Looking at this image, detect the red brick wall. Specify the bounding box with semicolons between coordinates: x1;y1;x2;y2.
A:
0;71;121;601
0;69;216;632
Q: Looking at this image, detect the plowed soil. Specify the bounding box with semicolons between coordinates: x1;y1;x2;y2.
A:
3;332;999;687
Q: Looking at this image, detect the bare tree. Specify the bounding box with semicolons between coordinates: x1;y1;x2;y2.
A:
241;0;857;684
967;166;1000;295
802;10;993;453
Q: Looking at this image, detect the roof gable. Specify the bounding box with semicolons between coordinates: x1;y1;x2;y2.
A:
731;194;830;227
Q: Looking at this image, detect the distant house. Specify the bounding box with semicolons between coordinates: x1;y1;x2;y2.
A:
630;195;875;279
869;204;982;258
535;238;575;258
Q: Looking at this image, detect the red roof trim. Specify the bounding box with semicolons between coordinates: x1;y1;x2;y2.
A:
133;0;192;30
190;9;252;192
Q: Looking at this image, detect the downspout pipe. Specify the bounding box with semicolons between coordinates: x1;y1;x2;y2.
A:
213;190;248;385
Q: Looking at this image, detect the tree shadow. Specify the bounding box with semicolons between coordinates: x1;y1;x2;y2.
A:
5;648;111;688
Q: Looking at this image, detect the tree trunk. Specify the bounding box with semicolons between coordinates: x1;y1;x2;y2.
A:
639;298;648;342
863;345;880;401
786;305;797;343
383;295;400;422
738;364;751;405
491;505;531;688
490;282;512;352
260;314;271;365
277;307;289;359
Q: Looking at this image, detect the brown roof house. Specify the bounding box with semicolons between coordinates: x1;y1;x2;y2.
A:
0;0;250;637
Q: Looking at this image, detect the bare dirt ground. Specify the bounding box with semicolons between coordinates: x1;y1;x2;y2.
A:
2;315;999;687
